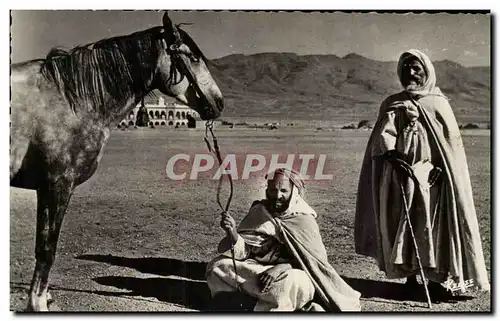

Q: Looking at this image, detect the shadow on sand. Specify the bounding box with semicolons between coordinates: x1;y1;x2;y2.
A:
77;254;208;280
73;254;474;311
76;254;256;311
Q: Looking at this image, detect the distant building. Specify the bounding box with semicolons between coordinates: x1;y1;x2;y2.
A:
117;94;206;129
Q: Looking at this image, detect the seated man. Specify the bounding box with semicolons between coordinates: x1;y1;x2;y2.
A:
206;167;361;311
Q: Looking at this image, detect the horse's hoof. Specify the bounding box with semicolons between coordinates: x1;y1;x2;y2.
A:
25;292;55;312
25;304;49;312
25;299;50;312
25;304;54;312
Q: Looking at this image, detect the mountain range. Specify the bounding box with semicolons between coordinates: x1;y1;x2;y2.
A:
166;52;491;123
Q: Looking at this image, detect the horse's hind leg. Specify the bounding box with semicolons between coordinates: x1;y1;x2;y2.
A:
27;179;74;311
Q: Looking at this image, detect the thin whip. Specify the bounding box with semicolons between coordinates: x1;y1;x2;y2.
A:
204;121;240;292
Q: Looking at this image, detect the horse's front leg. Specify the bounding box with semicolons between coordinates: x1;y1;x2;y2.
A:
28;179;74;311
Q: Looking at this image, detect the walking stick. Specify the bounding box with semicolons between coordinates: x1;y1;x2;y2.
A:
398;175;433;309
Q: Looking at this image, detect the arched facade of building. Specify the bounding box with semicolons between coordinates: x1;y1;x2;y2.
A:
117;95;205;128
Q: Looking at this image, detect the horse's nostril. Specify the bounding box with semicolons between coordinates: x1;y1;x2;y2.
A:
215;97;224;112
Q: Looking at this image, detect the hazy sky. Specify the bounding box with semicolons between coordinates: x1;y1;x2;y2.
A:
10;10;490;66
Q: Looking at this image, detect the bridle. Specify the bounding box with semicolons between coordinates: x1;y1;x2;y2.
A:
163;28;211;115
161;15;241;293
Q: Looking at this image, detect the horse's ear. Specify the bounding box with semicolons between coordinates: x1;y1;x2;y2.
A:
162;12;182;45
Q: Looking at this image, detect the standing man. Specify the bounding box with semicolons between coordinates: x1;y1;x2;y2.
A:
354;49;490;299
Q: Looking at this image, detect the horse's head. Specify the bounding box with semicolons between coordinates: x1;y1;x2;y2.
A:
154;12;224;120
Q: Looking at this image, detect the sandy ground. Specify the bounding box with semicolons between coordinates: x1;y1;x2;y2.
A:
9;127;491;312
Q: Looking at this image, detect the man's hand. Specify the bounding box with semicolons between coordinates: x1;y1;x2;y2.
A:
392;158;415;178
259;264;292;292
384;150;414;179
220;211;238;243
388;101;411;110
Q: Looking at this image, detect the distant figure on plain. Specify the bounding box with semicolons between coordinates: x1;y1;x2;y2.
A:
206;168;361;311
354;49;490;300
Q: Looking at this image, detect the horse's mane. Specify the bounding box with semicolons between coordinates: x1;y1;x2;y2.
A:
40;24;207;116
40;27;164;115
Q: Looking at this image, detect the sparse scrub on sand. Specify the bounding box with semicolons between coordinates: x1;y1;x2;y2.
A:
342;123;357;129
460;123;480;129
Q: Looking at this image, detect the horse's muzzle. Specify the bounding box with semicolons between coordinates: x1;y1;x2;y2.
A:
200;96;223;120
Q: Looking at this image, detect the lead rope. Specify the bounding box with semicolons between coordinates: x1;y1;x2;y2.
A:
204;121;241;292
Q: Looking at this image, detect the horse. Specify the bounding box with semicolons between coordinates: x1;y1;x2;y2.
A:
10;12;224;311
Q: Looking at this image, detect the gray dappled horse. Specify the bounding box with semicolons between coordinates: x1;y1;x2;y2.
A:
10;12;224;311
